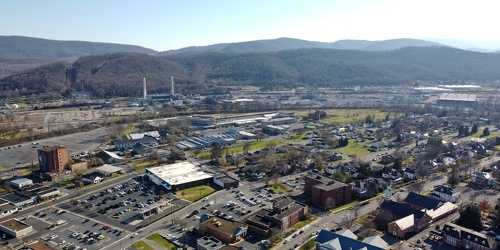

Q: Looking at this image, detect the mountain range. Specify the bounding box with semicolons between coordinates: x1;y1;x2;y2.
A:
1;36;500;99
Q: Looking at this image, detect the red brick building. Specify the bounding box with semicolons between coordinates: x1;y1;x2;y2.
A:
37;146;70;173
304;175;351;209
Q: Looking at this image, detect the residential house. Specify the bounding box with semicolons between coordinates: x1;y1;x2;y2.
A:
472;171;495;188
82;173;104;184
381;154;396;164
94;150;122;164
404;168;417;180
430;185;459;203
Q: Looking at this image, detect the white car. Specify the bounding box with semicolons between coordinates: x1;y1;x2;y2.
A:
131;233;139;238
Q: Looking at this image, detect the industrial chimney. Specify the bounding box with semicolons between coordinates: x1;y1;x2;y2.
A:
171;76;174;95
143;78;147;101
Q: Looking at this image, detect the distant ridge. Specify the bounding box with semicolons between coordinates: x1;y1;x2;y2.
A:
159;37;444;55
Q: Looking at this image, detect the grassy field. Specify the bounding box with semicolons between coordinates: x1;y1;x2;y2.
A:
196;139;286;160
132;241;154;250
332;143;372;158
176;185;215;202
292;109;389;126
146;234;176;250
268;183;291;193
292;215;317;229
469;131;496;139
128;159;158;172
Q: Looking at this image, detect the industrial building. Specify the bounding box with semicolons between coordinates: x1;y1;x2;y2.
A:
146;162;212;191
114;131;159;150
37;146;70;173
176;135;236;150
304;175;352;209
7;178;33;189
437;93;477;105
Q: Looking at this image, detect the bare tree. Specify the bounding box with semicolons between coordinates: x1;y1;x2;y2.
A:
324;197;336;210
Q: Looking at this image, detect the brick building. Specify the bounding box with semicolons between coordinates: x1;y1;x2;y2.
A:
304;175;351;209
200;217;247;244
442;223;496;250
245;197;308;237
37;146;70;173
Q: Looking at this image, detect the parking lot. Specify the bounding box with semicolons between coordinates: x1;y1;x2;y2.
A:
19;207;126;250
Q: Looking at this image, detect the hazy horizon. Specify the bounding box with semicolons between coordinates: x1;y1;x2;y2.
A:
2;0;500;51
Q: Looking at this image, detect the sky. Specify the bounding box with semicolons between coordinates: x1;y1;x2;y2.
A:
2;0;500;51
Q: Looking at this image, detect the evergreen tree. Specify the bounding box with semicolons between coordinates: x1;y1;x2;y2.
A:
365;115;373;124
482;127;490;137
448;168;459;188
456;204;483;231
471;124;478;135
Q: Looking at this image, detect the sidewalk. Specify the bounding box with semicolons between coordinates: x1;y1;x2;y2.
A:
143;239;166;250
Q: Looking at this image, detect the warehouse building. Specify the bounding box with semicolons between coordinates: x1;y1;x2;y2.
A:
146;162;212;191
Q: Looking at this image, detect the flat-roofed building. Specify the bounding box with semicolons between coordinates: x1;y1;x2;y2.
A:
197;236;224;250
200;217;247;244
213;174;239;189
246;197;308;237
0;218;33;237
7;178;33;189
437;93;477;105
147;161;212;190
304;175;352;209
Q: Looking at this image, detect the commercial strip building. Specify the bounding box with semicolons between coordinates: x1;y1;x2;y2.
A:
213;174;239;189
304;175;352;209
0;218;33;237
147;162;212;191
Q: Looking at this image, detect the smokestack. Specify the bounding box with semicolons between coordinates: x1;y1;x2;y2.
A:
143;78;147;100
171;76;174;95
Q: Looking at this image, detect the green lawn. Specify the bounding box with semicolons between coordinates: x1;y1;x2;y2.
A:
292;215;317;229
287;131;310;142
196;139;286;160
268;183;291;193
132;241;154;250
294;109;389;126
175;185;215;202
146;234;176;250
332;143;372;158
469;131;496;139
299;237;317;250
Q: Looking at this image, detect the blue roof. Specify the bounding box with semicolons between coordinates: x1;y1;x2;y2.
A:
316;230;384;250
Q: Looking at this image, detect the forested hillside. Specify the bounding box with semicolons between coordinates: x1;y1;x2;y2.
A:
2;46;500;98
0;36;157;75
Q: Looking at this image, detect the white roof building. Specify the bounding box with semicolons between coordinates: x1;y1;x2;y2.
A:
146;162;212;190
